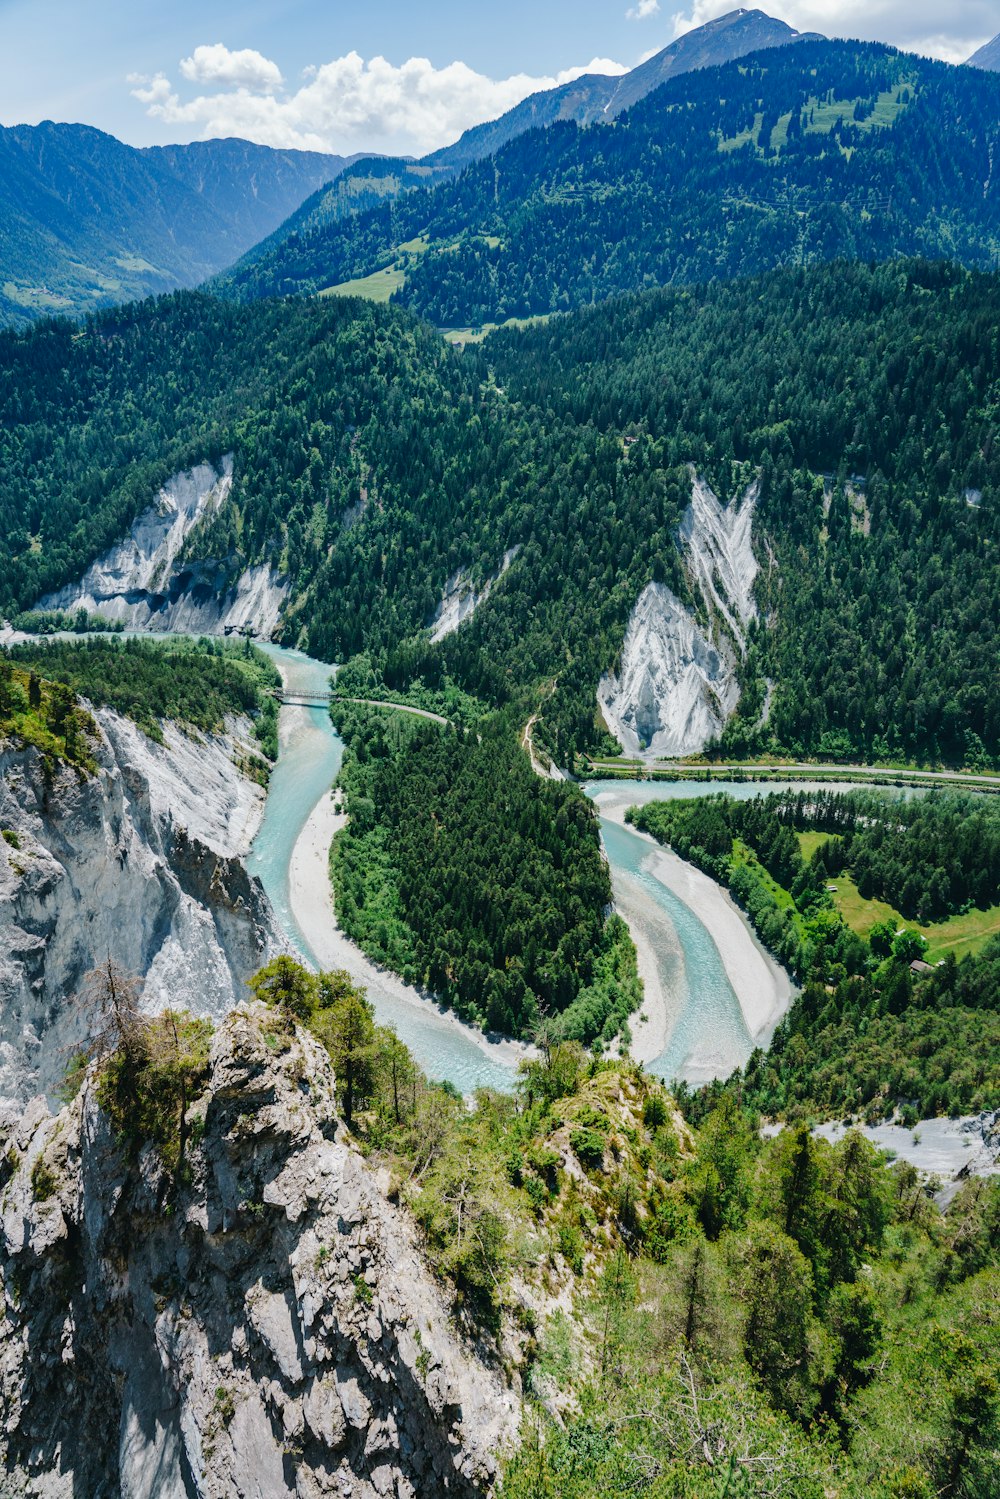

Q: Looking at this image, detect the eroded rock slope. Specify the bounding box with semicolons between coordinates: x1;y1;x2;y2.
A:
428;548;520;644
599;476;761;757
38;459;288;638
0;710;279;1101
0;1007;519;1497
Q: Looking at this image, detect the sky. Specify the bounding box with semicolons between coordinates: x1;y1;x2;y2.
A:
0;0;995;158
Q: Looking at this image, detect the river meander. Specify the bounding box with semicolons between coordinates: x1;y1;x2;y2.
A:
242;643;813;1093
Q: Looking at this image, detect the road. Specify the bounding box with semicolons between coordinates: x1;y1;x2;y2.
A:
583;759;1000;789
334;696;451;727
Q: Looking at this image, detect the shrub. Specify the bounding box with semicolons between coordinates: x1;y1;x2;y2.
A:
571;1127;607;1171
30;1156;58;1202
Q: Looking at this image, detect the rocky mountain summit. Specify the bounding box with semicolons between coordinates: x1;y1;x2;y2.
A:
0;1005;519;1497
967;32;1000;70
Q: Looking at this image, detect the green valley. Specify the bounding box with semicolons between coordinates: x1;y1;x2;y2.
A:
2;10;1000;1491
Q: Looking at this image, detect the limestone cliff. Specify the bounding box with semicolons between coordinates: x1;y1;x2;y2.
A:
0;709;280;1102
0;1007;519;1496
598;475;761;758
37;459;288;638
428;549;519;644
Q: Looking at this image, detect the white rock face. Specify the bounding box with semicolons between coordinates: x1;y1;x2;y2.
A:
680;476;759;652
599;476;761;758
0;1010;520;1496
37;459;289;638
598;584;740;758
0;711;280;1102
429;547;519;643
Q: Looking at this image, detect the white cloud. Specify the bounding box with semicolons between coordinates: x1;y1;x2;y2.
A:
131;49;628;156
179;44;284;95
627;0;661;19
668;0;996;63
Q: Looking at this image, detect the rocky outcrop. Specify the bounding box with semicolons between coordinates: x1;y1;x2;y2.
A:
429;549;519;644
37;459;289;638
0;710;280;1102
680;477;759;655
0;1008;520;1496
597;583;739;758
598;476;761;758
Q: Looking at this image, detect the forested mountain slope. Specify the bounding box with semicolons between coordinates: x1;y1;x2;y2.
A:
1;260;998;771
218;41;1000;324
0;124;347;327
212;8;818;280
425;7;820;171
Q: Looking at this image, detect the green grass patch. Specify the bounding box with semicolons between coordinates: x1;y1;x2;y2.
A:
796;830;832;861
830;871;1000;963
320;265;406;303
718;113;763;153
3;281;73;311
804;87;913;137
719;88;913;157
443;313;553;346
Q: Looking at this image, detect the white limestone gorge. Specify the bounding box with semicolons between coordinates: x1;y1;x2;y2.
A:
599;474;763;759
37;458;289;638
0;1007;520;1497
0;707;281;1103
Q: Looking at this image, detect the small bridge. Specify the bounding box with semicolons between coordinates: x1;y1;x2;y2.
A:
272;690;334;708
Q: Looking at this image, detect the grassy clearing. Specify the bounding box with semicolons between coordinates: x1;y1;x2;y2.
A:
720;88;913;154
796;830;830;861
828;871;1000;962
320;265;406;303
3;281;72;311
805;87;913;136
444;313;553;346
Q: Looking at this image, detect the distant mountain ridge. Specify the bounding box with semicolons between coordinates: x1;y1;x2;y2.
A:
263;8;824;241
0;124;352;328
428;7;823;169
218;40;1000;327
967;33;1000;70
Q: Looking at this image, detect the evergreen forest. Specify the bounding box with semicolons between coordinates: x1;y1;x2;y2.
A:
2;258;998;768
629;792;1000;1120
218;42;1000;328
331;704;640;1042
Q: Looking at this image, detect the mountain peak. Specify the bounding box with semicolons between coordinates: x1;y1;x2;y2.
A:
610;6;825;117
967;33;1000;71
429;5;823;170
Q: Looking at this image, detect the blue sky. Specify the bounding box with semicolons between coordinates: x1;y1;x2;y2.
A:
0;1;995;156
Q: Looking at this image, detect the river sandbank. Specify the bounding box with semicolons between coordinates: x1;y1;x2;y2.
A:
288;782;536;1072
616;879;675;1066
590;786;795;1056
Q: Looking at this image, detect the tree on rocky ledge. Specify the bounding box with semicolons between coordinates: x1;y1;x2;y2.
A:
78;958;147;1071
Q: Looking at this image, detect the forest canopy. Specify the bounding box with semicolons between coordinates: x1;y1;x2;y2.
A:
330;703;640;1043
1;259;998;767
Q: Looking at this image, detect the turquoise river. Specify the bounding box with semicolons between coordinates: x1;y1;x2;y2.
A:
246;644;808;1093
